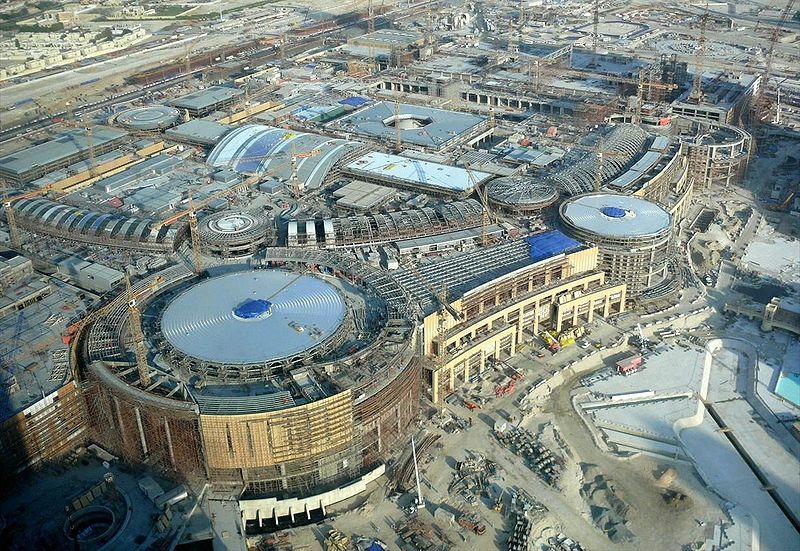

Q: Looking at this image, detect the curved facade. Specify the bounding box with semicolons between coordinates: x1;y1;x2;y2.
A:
560;193;673;297
198;210;271;257
207;125;364;191
485;175;558;213
79;251;419;508
679;119;752;190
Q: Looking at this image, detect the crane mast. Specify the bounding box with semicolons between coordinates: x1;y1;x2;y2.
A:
688;2;709;104
126;275;151;387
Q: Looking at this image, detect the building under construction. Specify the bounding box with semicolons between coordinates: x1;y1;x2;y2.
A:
6;197;178;252
287;199;485;248
0;127;129;186
77;250;420;525
674;117;753;190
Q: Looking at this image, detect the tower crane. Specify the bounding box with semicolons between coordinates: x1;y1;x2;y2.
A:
187;192;203;274
688;1;709;104
751;0;795;124
590;0;600;68
289;147;321;197
85;124;97;178
465;162;496;246
125;274;151;387
394;95;402;152
570;134;626;193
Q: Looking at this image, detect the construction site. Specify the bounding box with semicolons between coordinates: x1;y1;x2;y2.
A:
0;0;798;549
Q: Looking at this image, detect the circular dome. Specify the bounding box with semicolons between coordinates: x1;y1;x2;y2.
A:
485;175;558;213
115;105;181;130
160;271;346;365
601;206;627;218
560;193;671;238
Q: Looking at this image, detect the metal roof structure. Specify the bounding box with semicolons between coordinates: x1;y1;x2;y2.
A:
394;234;583;314
485;175;559;212
115;105;181;131
0;126;128;178
548;124;648;196
344;151;492;196
206;125;363;190
10;197;175;248
169;85;244;113
560;193;672;239
160;271;347;365
165;120;233;146
331;101;488;150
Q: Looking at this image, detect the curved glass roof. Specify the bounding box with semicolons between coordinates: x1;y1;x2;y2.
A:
206;125;363;190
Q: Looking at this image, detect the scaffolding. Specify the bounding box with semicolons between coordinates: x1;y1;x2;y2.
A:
289;199;485;249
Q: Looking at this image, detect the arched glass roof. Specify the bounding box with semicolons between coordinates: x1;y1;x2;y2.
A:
206;125;363;190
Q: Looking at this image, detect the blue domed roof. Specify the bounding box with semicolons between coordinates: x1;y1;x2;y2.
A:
601;206;627;218
234;298;272;320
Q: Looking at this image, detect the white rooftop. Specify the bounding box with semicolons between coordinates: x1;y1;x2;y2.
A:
345;151;492;192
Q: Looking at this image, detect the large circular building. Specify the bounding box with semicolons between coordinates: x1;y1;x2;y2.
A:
559;193;673;297
485;175;558;214
114;105;181;131
79;252;419;528
198;211;271;258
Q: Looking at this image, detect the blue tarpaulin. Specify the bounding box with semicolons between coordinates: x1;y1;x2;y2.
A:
339;96;369;107
234;298;272;320
524;230;582;263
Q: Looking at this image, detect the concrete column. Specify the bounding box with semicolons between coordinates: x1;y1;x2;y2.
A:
112;396;130;448
273;508;279;525
134;406;148;457
320;500;326;517
305;504;311;520
163;417;176;468
603;296;611;317
289;507;295;523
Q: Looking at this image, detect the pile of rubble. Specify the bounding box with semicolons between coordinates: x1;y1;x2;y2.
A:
448;457;499;506
579;463;636;544
393;514;452;551
496;426;564;486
